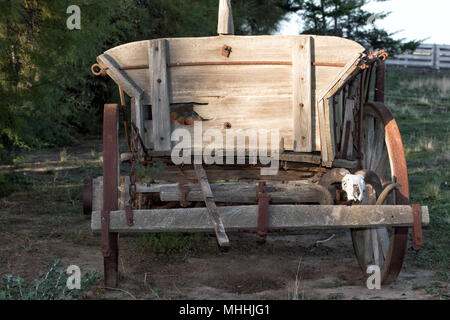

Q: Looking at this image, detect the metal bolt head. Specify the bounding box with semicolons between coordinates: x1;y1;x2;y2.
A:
157;79;162;83
299;103;304;108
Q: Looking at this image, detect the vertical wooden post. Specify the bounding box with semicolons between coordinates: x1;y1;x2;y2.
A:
149;39;171;151
217;0;234;35
292;36;313;152
102;104;119;287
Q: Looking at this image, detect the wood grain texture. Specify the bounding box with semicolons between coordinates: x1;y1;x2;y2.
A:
149;39;171;151
292;36;313;152
99;35;365;154
194;164;229;247
217;0;234;35
91;205;430;233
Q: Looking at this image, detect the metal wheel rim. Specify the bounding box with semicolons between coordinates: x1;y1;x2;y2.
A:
351;102;409;285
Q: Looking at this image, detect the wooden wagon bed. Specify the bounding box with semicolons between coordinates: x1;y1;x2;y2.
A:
96;35;365;166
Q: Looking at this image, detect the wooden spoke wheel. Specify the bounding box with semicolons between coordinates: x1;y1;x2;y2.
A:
351;102;409;285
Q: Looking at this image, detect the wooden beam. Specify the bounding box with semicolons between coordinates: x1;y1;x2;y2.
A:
92;178;332;205
292;36;313;152
91;205;430;233
149;39;171;151
97;54;143;99
217;0;234;35
194;164;230;247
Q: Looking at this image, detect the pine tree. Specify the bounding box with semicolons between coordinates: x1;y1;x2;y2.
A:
279;0;421;54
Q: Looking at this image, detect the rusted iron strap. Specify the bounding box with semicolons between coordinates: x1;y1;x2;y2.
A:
83;178;93;215
411;204;423;251
179;185;191;208
101;210;111;257
374;62;386;102
313;62;346;67
119;61;346;70
125;205;134;226
256;181;271;242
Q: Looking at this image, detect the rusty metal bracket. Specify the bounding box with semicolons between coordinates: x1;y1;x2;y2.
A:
222;45;232;58
255;181;271;243
411;204;423;251
101;210;111;257
179;185;191;207
125;205;134;226
83;178;93;215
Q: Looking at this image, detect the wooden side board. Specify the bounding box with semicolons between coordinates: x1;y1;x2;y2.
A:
98;35;365;161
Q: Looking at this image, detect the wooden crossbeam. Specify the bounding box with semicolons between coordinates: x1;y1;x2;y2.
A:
194;164;230;248
91;205;430;233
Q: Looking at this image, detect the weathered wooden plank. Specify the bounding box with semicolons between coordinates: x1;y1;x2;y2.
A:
131;97;145;150
91;205;430;233
97;54;143;99
217;0;234;35
292;36;313;152
149;39;171;151
326;97;336;160
279;152;321;164
194;164;229;247
317;99;331;166
340;99;355;159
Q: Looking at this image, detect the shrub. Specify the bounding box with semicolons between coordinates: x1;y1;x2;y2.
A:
0;259;99;300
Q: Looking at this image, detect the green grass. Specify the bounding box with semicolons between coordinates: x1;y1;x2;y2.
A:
385;67;450;270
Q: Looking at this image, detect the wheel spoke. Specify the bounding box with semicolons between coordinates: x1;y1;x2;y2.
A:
376;227;390;260
371;229;380;266
363;229;372;265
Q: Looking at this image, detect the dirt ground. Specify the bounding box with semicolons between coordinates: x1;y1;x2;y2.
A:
0;138;447;300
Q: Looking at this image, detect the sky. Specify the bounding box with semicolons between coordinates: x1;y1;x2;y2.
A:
276;0;450;45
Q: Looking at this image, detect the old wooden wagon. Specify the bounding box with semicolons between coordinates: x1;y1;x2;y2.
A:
85;0;429;287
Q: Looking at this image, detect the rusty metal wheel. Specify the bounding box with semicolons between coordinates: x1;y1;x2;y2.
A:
351;102;409;285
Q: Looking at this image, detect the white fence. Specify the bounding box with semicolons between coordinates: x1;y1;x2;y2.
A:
386;44;450;70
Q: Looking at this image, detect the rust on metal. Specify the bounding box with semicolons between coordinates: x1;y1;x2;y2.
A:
411;204;424;251
118;61;348;70
125;205;134;226
102;103;120;287
83;178;93;215
120;61;292;70
119;64;149;70
179;185;191;208
256;181;271;243
222;45;232;57
366;101;410;284
357;69;367;169
118;87;132;152
91;63;107;76
375;62;386;102
101;210;111;256
312;62;346;67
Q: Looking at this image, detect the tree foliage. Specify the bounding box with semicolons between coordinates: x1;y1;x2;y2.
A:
279;0;421;53
0;0;419;162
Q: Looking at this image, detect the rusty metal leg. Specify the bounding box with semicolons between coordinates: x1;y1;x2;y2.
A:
256;182;271;244
375;62;386;103
102;104;119;287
